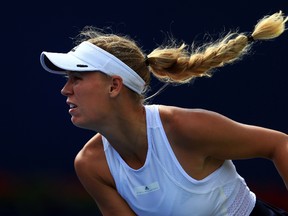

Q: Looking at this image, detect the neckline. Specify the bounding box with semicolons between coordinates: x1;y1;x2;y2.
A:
114;106;151;172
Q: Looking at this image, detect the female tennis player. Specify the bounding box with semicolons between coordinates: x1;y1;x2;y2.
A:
40;11;288;215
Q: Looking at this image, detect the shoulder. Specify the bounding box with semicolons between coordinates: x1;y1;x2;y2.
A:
74;134;137;214
158;105;234;146
74;133;103;170
158;105;222;128
74;133;115;188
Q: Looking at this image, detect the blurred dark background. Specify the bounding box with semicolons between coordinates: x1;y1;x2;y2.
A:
1;1;287;215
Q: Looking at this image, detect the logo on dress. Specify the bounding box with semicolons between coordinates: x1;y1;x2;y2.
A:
134;182;160;196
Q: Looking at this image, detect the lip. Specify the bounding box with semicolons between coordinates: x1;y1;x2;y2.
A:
66;100;78;114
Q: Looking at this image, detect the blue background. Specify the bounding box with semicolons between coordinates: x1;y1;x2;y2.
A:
1;1;288;215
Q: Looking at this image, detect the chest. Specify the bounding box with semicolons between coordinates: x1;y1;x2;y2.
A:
162;120;224;180
110;151;227;216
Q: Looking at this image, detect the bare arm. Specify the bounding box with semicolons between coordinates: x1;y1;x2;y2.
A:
166;106;288;189
74;134;136;216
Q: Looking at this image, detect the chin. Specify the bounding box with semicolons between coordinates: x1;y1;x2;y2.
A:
71;118;87;128
71;119;95;131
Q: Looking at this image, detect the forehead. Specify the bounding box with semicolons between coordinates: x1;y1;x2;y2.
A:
65;71;96;76
65;71;112;79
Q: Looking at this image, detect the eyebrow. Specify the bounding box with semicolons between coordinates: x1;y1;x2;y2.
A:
67;71;82;76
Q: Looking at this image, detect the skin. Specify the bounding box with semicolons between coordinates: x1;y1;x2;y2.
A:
61;71;288;216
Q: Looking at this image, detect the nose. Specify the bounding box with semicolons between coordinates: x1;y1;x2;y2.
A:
61;80;73;96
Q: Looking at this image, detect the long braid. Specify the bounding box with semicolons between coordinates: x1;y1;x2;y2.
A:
147;11;287;83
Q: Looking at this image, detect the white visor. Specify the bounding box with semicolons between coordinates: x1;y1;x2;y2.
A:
40;41;145;94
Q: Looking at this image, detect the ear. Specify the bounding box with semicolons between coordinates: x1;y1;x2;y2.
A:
109;75;123;97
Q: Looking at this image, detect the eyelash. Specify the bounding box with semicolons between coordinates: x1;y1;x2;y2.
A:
63;74;82;81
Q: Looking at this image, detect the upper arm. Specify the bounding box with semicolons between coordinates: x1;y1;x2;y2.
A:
74;134;136;216
168;107;288;161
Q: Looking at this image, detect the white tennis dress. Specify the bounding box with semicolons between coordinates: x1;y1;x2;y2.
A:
102;105;256;216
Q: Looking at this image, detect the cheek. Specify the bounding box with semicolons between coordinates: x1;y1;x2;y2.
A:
74;81;110;111
78;90;108;114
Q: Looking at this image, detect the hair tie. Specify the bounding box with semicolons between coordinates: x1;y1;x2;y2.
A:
145;57;150;66
247;35;255;43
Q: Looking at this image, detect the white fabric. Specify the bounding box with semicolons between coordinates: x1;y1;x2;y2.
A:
102;104;256;215
40;41;145;94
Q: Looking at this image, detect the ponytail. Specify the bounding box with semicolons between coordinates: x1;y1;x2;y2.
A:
146;11;287;83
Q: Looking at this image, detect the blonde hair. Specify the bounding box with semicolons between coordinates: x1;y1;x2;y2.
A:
76;11;287;97
147;11;287;83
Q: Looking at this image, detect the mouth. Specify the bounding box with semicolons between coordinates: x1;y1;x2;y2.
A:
69;103;77;109
67;101;78;113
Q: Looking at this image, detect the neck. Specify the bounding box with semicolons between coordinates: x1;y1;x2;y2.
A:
99;104;148;167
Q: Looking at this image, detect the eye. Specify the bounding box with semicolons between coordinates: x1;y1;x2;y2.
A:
73;74;82;80
65;72;83;82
